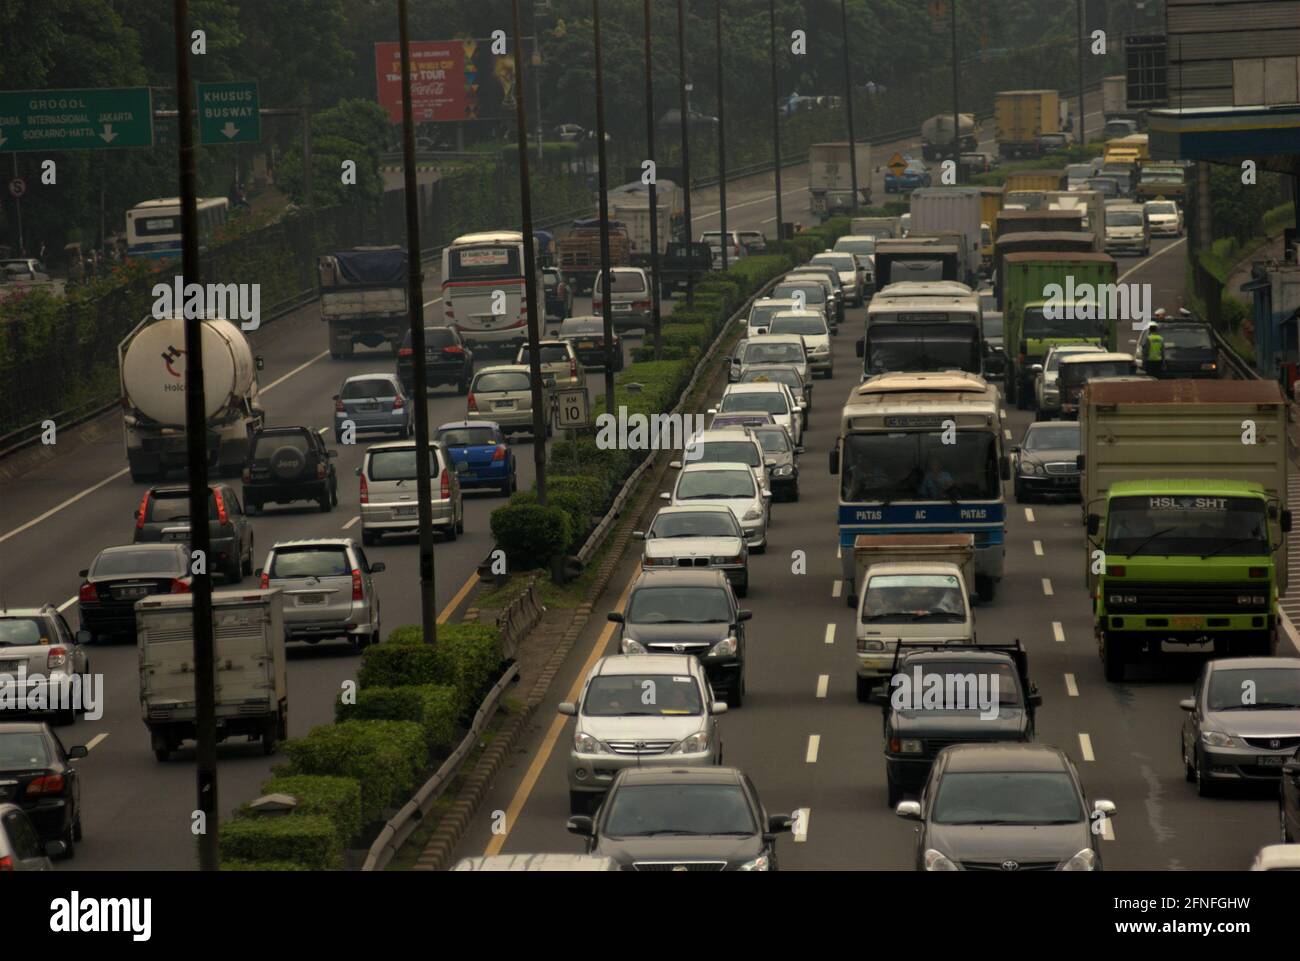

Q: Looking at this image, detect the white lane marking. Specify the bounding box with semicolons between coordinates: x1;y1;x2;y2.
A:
832;579;842;598
1042;578;1054;596
1064;673;1079;697
824;623;836;645
1024;507;1035;523
1052;621;1066;643
792;807;810;843
1078;733;1095;761
58;596;78;612
342;515;360;530
816;674;829;698
85;733;109;752
1117;237;1186;282
1100;817;1115;841
261;349;331;394
1033;539;1044;556
0;468;129;545
805;734;820;763
836;544;842;560
694;185;809;222
421;295;443;308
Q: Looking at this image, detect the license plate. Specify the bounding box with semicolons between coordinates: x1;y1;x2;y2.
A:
0;660;21;673
1171;616;1204;630
495;400;516;409
115;586;149;599
614;303;631;311
163;531;188;542
579;341;594;349
1258;755;1288;767
360;403;379;411
296;593;326;606
393;505;417;517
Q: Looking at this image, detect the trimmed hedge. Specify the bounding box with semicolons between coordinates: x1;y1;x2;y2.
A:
281;720;427;823
490;502;572;570
237;774;365;853
218;814;343;870
221;859;313;871
337;684;461;755
360;625;503;714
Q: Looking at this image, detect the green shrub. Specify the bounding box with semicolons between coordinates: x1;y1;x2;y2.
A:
431;624;505;713
282;720;427;822
661;323;708;352
221;859;314;871
632;344;687;362
243;775;365;851
489;502;572;569
362;624;503;686
547;437;631;485
547;472;610;551
337;684;461;755
218;814;343;870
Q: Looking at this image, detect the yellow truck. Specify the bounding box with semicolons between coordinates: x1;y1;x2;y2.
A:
995;90;1060;159
979;186;1004;270
1004;170;1067;194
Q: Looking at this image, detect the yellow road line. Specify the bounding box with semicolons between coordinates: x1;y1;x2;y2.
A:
438;571;480;624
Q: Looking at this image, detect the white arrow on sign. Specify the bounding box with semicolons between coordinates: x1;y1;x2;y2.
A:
99;124;117;143
221;122;239;139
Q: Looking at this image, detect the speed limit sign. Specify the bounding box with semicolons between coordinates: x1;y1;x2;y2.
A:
8;177;26;199
553;387;590;428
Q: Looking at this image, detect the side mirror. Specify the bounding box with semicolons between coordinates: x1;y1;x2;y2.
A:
369;562;386;574
255;356;265;371
66;745;89;760
1030;364;1043;374
668;461;682;469
767;814;794;834
795;445;806;455
558;702;577;716
870;687;890;706
737;610;753;622
45;840;69;859
711;702;729;715
255;567;263;577
1000;455;1012;482
1179;698;1196;712
828;448;840;475
75;630;92;645
566;815;594;837
761;489;772;500
1086;513;1100;536
1093;800;1117;818
895;801;922;821
855;339;864;358
78;569;89;578
1283;510;1293;534
707;408;718;415
355;467;363;476
659;492;671;501
1075;454;1085;471
332;394;340;402
1028;693;1043;709
607;612;624;623
632;531;645;540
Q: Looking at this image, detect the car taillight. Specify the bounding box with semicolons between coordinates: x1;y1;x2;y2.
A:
170;578;190;594
492;444;507;462
1106;565;1125;577
212;488;229;525
593;300;603;311
888;738;901;753
398;347;413;357
443;345;464;355
467;392;478;412
78;582;97;604
352;569;364;601
316;463;327;479
392;396;405;410
136;492;150;529
0;856;12;871
441;471;450;498
570;360;579;379
259;571;269;589
25;774;65;797
360;474;369;504
335;398;345;412
632;300;650;310
47;646;69;670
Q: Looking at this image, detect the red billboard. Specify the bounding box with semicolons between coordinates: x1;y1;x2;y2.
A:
375;38;531;123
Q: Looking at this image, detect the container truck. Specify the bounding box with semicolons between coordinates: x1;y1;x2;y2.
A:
612;197;672;261
979;186;1005;270
1004;170;1068;194
920;114;978;161
850;216;901;239
1136;163;1187;202
992;231;1100;309
317;247;408;359
999;250;1119;407
119;314;264;482
1080;380;1290;681
809;142;872;221
908;187;984;286
871;239;961;287
995;90;1060;159
136;588;288;761
1044;189;1104;234
558;219;632;293
996;209;1087;239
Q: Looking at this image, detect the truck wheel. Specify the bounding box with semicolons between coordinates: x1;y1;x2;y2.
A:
569;791;593;817
1182;733;1196;782
318;490;332;512
154;746;170;762
886;777;902;808
362;529;377;546
856;676;872;703
976;575;997;603
261;720;277;756
845;590;857;609
1101;632;1126;682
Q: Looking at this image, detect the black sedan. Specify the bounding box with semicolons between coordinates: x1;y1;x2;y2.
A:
396;325;473;394
0;722;87;856
556;315;623;370
1012;421;1081;502
567;767;793;871
77;544;191;641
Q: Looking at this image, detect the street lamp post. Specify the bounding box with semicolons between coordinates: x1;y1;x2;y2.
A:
592;0;616;415
715;0;727;272
769;0;783;240
950;0;961;162
676;0;694;304
642;0;663;360
840;0;859;214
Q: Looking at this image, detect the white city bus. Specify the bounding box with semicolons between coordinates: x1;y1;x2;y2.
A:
441;231;544;354
125;197;229;261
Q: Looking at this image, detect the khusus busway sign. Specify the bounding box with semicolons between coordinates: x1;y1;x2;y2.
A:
0;87;154;151
196;81;261;145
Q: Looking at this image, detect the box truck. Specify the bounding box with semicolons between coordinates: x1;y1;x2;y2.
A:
809;142;872;221
995;90;1060;159
909;187;984;286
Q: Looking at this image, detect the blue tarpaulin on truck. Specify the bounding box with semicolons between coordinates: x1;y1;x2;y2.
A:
330;248;408;284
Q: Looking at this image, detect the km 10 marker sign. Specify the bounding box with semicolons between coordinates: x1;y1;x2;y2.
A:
0;87;154;151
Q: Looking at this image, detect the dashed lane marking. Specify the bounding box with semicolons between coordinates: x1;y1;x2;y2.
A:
1052;621;1065;643
342;515;359;530
816;674;829;698
1033;540;1043;556
792;807;811;842
805;735;820;763
1024;508;1035;523
1079;732;1095;761
824;623;836;645
1042;578;1054;596
1064;673;1079;697
832;579;842;598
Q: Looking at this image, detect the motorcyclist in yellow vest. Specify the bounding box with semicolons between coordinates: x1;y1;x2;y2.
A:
1146;323;1164;375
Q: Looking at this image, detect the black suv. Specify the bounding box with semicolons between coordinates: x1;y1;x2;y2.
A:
242;426;338;513
133;483;253;582
397;325;473;394
874;641;1041;806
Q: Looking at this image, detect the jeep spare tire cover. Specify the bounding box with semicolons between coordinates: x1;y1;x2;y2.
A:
270;445;307;480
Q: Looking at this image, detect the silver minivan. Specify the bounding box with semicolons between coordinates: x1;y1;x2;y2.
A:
559;653;726;814
259;538;383;648
358;440;464;545
592;267;652;330
467;365;552;438
333;373;411;444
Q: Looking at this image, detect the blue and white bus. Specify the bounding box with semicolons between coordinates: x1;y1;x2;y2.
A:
829;371;1009;602
125;197;229;261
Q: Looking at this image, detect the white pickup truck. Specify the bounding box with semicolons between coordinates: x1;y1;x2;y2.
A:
853;533;976;702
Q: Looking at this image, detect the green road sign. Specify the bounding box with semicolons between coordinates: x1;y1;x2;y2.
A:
0;87;153;152
197;81;260;145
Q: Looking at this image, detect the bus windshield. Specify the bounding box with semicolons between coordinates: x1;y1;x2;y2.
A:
1105;495;1269;557
866;324;980;375
840;431;999;502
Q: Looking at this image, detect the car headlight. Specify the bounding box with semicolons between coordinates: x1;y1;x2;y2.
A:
1061;848;1098;871
813;345;830;355
1201;730;1236;748
644;555;675;567
622;638;647;655
573;732;602;754
1021;461;1044;476
737;854;771;871
1201;362;1216;371
863;639;884;652
709;636;738;657
897;739;924;754
673;731;709;754
923;849;959;872
711;554;744;565
772;465;793;477
743;507;763;521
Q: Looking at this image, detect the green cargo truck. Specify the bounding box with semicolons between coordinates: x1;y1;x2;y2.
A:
1001;250;1118;408
1081;380;1291;682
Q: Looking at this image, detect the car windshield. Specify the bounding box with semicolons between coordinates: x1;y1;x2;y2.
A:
741;368;800;389
650;511;742;539
1105;495;1269;558
626;586;733;624
1107;210;1144;227
748;303;788;328
597;272;647;294
1164;327;1213;351
93;548;183;576
269;546;351;578
1023;424;1079;451
517;345;570;364
770;316;826;336
836;238;875;256
403;328;455;349
841;431;1000;501
1059;360;1134;386
895;660;1024;708
742;342;804;366
583;674;703;717
1046;348;1099;372
772;284;825;303
0;618;47;647
602;783;755;837
0;733;51;768
474;371;532;392
367;448;440;481
146;491;220;522
931;771;1084;825
687;441;760;468
814;255;855;271
342;378;397;400
863;574;966;623
448;245;520;282
1206;668;1300;711
438;426;500;447
753;428;792;454
1147;202;1178;216
562;320;603;336
676;469;756;500
720;391;788;416
866;325;980;375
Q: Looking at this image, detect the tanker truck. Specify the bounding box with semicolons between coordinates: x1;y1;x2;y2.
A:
920;113;978;161
119;314;264;481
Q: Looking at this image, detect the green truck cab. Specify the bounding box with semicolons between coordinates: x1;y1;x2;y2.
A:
1000;250;1118;408
1081;380;1291;682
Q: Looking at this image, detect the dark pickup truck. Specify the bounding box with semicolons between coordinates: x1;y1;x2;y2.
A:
655;241;713;299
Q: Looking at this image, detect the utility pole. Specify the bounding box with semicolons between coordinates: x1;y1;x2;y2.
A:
513;0;548;503
172;0;218;871
769;0;782;240
676;0;695;305
1076;0;1086;145
950;0;961;162
642;0;664;360
397;0;437;640
593;0;616;415
840;0;859;213
715;0;727;272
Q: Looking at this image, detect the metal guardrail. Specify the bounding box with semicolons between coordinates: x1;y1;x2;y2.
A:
362;659;521;872
1212;327;1259;381
495;576;545;661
